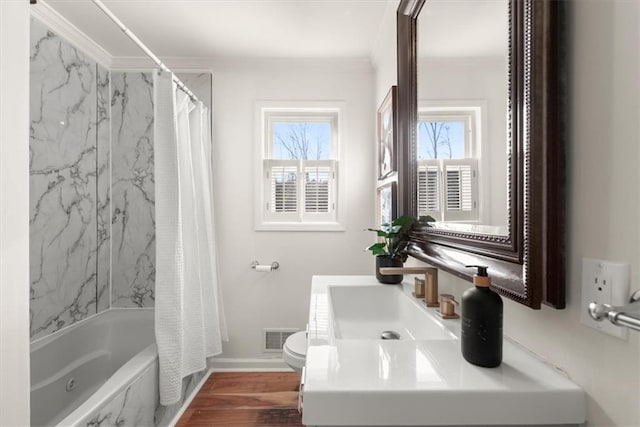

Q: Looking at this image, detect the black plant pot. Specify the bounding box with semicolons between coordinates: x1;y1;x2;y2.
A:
376;256;403;284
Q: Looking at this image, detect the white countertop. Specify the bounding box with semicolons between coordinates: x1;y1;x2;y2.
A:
302;275;586;426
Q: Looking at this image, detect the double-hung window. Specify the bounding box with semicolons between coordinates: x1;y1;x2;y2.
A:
256;103;343;231
417;110;479;222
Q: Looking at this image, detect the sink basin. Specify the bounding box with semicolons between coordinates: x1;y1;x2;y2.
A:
302;276;586;427
329;284;456;341
304;276;586;426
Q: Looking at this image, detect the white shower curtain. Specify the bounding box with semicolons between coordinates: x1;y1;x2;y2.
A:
154;70;227;406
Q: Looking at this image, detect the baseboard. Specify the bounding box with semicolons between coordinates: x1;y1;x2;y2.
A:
209;357;293;372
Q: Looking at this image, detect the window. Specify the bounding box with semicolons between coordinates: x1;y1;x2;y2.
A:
417;110;479;222
255;103;344;231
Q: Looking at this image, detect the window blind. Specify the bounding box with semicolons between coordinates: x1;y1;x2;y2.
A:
445;163;474;212
264;159;336;222
417;158;477;222
269;165;298;213
304;165;331;213
418;161;440;216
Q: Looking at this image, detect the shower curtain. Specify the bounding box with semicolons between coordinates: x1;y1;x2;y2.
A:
154;70;227;406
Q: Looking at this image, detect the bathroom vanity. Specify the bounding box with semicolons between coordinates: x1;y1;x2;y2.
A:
301;276;586;427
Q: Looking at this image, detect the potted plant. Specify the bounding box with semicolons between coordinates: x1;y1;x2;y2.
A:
367;215;415;284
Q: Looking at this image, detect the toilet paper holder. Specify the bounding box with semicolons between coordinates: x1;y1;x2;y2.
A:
251;260;280;271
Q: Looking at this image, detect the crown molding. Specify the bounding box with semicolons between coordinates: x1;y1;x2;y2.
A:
113;56;373;74
110;56;211;71
30;0;113;68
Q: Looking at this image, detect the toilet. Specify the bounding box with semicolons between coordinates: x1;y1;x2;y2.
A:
283;331;307;373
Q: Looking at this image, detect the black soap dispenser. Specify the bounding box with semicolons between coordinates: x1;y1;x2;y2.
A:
461;265;503;368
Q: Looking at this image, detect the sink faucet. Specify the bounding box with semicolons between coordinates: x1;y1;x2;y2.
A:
378;267;439;307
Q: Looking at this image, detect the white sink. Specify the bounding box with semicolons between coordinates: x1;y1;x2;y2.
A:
329;285;456;341
303;275;586;427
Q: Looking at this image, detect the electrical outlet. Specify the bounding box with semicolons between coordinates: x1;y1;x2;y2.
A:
580;258;629;339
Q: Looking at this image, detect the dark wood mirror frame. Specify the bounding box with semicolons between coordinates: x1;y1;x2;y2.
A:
396;0;567;309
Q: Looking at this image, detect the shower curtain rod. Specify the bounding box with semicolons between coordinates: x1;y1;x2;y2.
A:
89;0;199;103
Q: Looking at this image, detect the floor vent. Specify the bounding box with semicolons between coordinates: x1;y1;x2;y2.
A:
263;328;298;352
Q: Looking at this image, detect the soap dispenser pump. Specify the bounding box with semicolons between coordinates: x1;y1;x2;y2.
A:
461;265;503;368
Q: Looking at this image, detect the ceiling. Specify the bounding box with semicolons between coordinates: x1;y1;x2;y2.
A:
43;0;397;60
419;0;508;58
42;0;508;61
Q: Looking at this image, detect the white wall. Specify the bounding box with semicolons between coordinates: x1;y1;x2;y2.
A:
0;1;31;425
408;1;640;425
371;0;399;108
209;59;376;359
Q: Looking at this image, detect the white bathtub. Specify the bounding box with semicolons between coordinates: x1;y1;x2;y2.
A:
31;309;155;426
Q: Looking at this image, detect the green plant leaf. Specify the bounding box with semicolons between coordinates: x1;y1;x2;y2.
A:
366;242;386;251
366;242;388;256
367;228;389;237
367;215;418;259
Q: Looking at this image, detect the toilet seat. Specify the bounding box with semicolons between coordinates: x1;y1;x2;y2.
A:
283;331;307;372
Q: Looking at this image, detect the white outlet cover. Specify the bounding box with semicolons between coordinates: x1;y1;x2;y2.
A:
580;258;629;339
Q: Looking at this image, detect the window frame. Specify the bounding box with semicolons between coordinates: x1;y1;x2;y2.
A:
417;101;486;223
254;101;346;231
417;110;475;160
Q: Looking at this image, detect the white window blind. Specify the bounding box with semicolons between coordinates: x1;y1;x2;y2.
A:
264;159;336;222
418;162;440;215
304;164;332;214
417;159;478;222
270;164;298;213
445;162;474;212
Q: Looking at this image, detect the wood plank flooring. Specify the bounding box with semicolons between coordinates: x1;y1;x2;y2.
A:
176;372;304;426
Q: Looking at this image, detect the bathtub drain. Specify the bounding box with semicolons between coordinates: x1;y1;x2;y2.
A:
380;330;400;340
66;378;76;392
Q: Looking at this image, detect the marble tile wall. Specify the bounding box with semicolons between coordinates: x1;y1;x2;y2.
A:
80;361;207;427
96;65;111;313
110;72;156;307
29;18;215;334
108;72;211;308
29;19;104;340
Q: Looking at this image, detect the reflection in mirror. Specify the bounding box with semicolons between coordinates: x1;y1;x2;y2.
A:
416;0;509;236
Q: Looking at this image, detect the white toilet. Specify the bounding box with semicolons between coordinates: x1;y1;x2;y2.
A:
283;331;307;373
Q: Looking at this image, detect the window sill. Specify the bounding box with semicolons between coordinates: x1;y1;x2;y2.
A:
255;221;345;232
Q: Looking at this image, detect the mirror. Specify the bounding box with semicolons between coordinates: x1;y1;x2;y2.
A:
417;1;509;236
396;0;567;309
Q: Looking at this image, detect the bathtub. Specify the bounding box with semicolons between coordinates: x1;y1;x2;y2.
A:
30;309;208;427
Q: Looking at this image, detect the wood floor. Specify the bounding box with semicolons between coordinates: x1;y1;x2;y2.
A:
176;372;304;426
